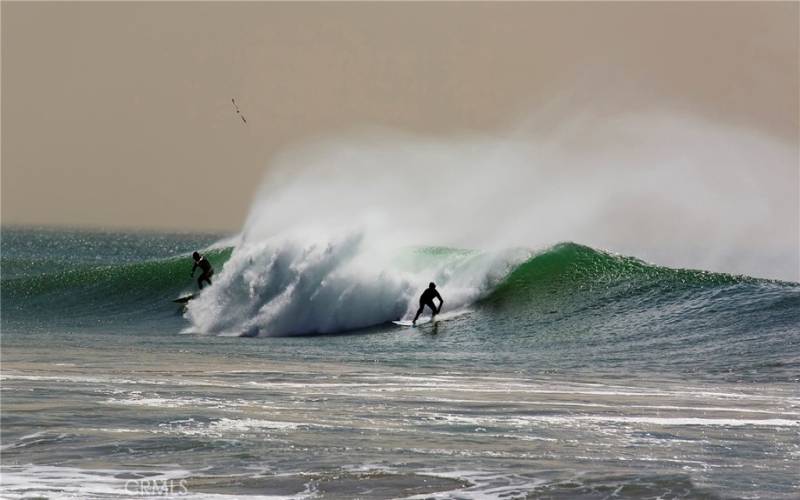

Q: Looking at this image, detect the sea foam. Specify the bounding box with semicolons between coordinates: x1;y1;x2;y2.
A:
186;230;526;336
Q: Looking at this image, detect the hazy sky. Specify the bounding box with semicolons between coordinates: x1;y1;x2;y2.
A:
2;1;798;232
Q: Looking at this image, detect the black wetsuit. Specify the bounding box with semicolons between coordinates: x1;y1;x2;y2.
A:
419;287;441;310
414;287;443;323
192;256;214;289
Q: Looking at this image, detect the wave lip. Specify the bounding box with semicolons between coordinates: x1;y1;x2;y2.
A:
484;241;769;304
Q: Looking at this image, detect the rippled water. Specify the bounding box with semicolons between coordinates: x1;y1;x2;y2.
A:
3;333;799;499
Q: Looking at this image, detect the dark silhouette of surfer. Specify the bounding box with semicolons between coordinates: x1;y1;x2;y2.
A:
191;251;214;289
413;282;443;325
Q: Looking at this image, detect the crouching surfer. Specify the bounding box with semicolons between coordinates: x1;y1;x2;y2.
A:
413;282;443;325
191;251;214;289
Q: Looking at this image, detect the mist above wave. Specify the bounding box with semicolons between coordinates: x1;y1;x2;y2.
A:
242;112;796;282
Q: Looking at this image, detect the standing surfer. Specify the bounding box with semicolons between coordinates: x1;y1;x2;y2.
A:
191;251;214;289
413;282;444;325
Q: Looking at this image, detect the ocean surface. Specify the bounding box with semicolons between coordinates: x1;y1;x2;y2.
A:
1;227;799;499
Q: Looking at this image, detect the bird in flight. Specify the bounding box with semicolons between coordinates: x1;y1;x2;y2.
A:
231;98;247;125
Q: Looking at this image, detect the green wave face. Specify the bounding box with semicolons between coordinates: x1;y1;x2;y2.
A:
485;242;758;306
2;247;233;322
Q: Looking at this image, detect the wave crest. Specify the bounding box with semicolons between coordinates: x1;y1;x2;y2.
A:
185;231;528;336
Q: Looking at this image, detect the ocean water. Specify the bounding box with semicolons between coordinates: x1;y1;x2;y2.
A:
1;227;799;499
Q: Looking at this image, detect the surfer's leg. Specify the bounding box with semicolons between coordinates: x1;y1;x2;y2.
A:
413;304;424;323
198;272;212;289
427;302;438;318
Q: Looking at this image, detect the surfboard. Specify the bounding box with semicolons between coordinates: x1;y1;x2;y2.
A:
393;317;433;327
392;309;471;327
172;294;195;304
393;319;422;327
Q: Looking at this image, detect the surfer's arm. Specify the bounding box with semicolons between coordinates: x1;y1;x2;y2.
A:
435;292;443;311
190;262;197;276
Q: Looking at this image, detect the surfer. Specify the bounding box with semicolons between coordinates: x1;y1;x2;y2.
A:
190;251;214;289
413;282;443;325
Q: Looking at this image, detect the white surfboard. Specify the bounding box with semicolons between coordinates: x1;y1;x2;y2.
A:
392;309;471;327
392;318;430;327
172;294;195;304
